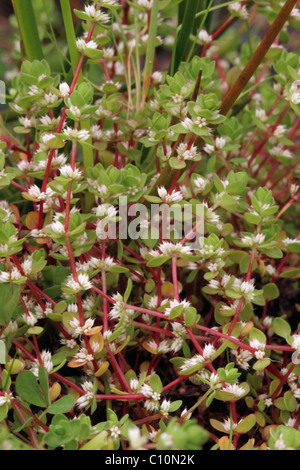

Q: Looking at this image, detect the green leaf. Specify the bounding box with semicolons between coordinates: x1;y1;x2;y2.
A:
280;268;300;278
286;242;300;253
0;284;22;326
253;358;271;370
214;391;235;401
27;326;44;335
235;414;256;434
16;370;47;408
168;400;182;412
149;374;163;393
283;391;297;412
263;283;280;300
220;194;237;212
206;391;216;407
273;317;291;339
168;304;184;320
147;255;169;267
184;307;197;327
47;395;76;415
124;278;132;302
39;366;51;406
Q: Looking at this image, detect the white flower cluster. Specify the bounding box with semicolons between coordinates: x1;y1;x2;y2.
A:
180;344;216;373
65;273;93;292
228;2;248;20
157;186;183;203
249;338;266;360
176;142;199;161
76;380;95;410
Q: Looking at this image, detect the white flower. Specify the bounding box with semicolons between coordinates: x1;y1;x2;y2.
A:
41;350;53;374
157;186;183;203
198;29;212;45
158;241;192;258
28;184;55;201
223;383;245;398
160;432;174;448
176;142;199;161
137;0;153;10
160;399;171;417
0;271;10;282
264;398;273;407
203;143;214;154
0;321;18;339
76;38;98;53
65;273;92;292
250;338;266;359
73;347;94;364
84;5;110;23
292;334;300;351
69;105;81;119
286;81;300;105
59;82;70;97
181;117;193;131
255;108;267;122
21;258;33;276
60;164;83;180
102;47;114;59
180;408;192;421
128;427;147;449
144;398;160;412
63;126;90;141
193;176;208;193
228;2;248;19
110;425;121;440
274;433;286;450
152;71;163;83
232;349;253;370
76;381;95;410
240;280;255;300
202;343;216;360
222;417;238;432
215;137;226;149
49;220;65;235
0;392;13;406
273;125;287;139
140;383;153;398
130;378;140;391
89;256;115;271
19;116;35;128
22;311;37;326
180;354;205;372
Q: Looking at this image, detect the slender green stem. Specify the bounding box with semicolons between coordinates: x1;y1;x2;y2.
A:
12;0;43;61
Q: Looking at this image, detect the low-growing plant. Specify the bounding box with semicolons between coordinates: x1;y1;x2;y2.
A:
0;0;299;451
